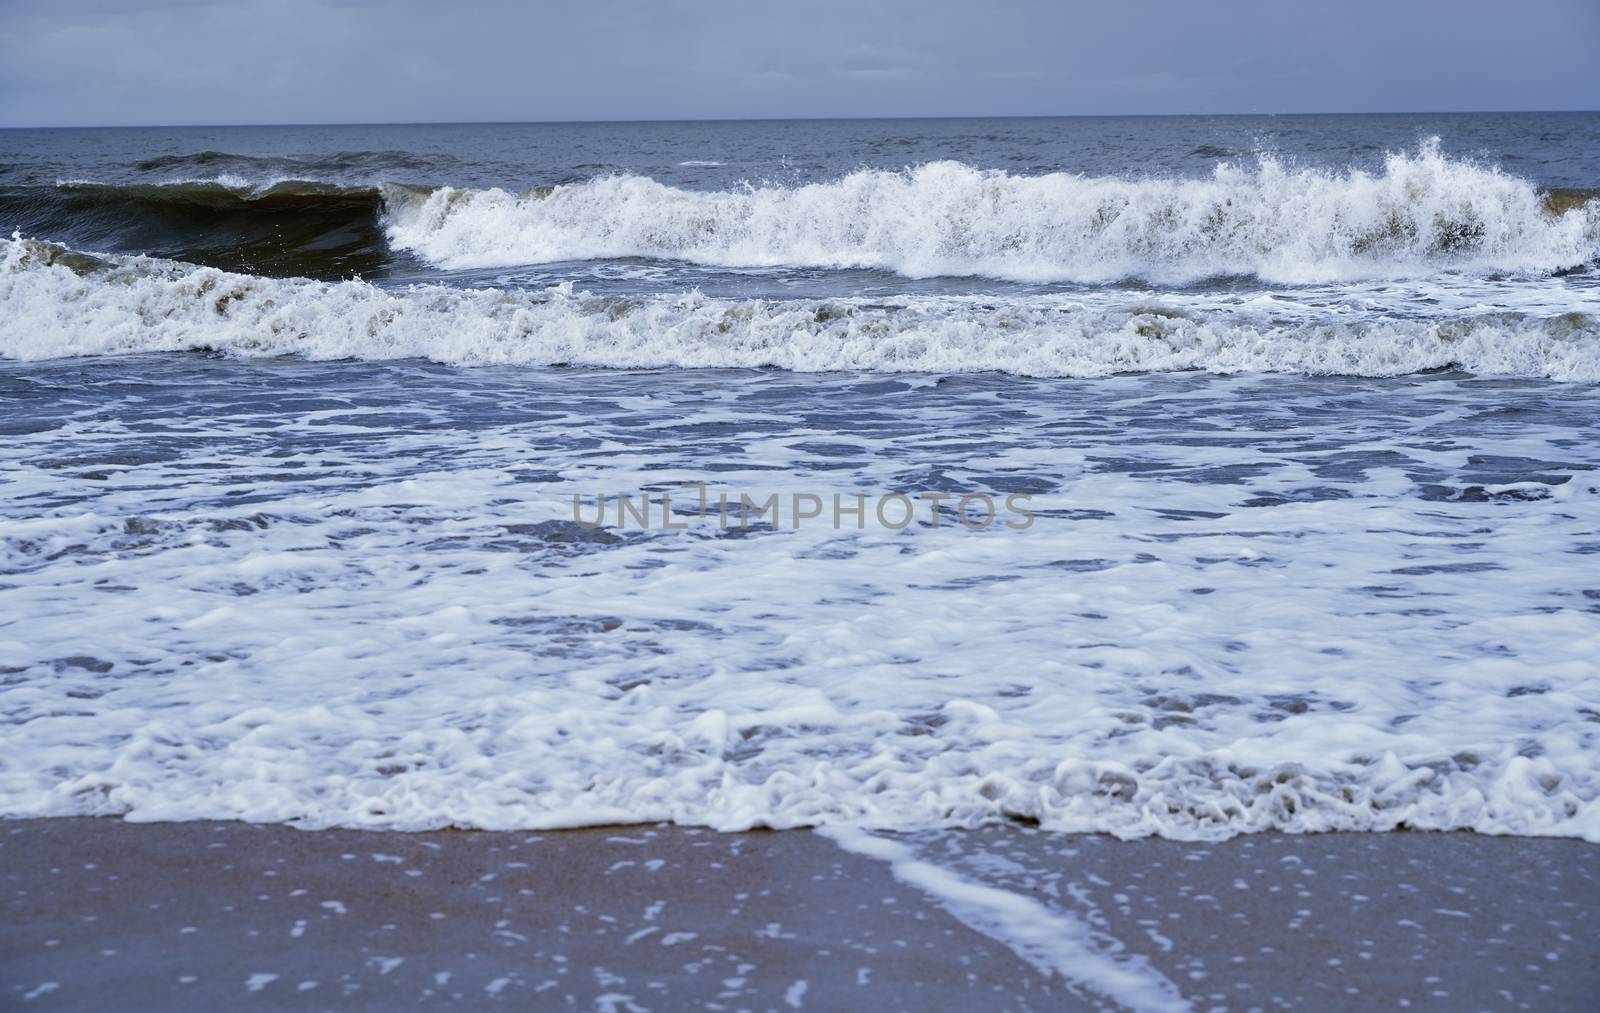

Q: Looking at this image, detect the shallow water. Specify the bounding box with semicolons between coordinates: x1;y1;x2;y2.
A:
1;116;1598;838
2;357;1596;837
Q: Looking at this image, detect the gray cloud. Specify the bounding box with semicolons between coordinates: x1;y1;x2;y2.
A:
0;0;1596;126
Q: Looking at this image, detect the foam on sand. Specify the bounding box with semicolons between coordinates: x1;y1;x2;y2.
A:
823;827;1190;1011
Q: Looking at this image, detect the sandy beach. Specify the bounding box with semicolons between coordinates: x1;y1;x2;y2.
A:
4;29;1600;1013
4;820;1596;1010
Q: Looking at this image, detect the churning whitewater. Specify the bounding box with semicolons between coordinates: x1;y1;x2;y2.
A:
3;354;1599;841
4;238;1599;379
2;117;1599;844
384;144;1600;283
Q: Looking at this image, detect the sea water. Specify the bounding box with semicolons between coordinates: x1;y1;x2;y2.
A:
1;114;1597;839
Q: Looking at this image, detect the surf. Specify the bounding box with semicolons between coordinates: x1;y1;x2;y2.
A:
4;236;1597;380
382;141;1600;284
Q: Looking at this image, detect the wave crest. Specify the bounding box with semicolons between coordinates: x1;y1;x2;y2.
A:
4;237;1597;380
383;142;1600;284
1;180;390;279
129;148;443;177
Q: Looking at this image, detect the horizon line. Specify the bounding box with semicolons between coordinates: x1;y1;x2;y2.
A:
3;108;1598;131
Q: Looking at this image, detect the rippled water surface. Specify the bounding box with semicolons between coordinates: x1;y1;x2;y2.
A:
2;357;1597;836
2;115;1598;837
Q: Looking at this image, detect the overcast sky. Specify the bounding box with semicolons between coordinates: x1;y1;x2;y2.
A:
1;0;1596;127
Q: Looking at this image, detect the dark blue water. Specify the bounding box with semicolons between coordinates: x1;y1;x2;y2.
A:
4;112;1598;191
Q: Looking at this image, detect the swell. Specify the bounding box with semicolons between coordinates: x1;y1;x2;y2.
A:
130;148;448;177
384;142;1600;284
0;179;412;280
5;238;1597;381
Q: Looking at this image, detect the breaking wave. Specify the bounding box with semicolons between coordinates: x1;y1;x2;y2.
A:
0;179;393;279
4;237;1598;380
384;142;1600;284
4;143;1593;287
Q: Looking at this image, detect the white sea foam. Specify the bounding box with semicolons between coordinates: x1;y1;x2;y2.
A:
0;357;1597;842
383;142;1599;283
58;175;263;193
3;237;1598;380
823;827;1189;1010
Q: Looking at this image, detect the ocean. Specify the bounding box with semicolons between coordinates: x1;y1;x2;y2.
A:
1;114;1597;840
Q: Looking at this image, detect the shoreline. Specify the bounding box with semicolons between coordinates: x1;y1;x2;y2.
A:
4;819;1596;1010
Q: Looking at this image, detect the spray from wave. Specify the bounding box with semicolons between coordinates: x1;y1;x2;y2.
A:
4;236;1597;380
383;141;1599;284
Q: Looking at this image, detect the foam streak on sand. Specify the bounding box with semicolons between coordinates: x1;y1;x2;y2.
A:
383;142;1599;283
822;827;1190;1011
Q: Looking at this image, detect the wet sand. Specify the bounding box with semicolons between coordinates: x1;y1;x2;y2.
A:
3;819;1596;1010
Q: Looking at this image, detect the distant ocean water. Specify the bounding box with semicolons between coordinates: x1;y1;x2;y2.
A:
1;115;1598;839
